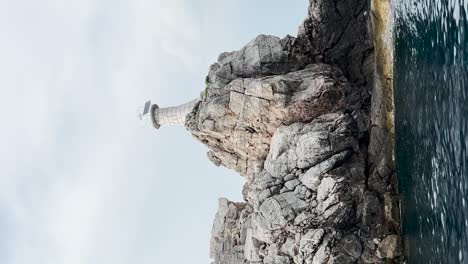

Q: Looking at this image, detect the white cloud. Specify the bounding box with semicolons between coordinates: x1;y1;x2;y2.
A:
0;0;307;263
1;0;217;258
0;0;204;263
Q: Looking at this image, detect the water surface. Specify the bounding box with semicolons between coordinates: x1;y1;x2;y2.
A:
395;0;468;263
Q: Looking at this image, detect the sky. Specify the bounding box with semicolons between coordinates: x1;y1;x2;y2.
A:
0;1;307;263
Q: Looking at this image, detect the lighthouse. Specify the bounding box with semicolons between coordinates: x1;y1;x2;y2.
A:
138;98;200;129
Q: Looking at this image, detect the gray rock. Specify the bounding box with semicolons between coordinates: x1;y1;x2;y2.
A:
377;234;401;259
311;234;332;264
255;193;309;231
284;179;301;190
300;151;350;190
188;64;358;177
264;113;359;178
280;237;298;257
294;211;315;226
300;229;326;255
264;255;291;264
197;0;402;263
244;229;262;262
331;234;363;262
210;199;251;264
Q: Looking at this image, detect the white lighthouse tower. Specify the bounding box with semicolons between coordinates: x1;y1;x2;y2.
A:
138;98;200;129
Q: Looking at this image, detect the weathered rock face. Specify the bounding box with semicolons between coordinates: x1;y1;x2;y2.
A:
187;62;365;177
185;0;401;263
292;0;374;85
208;115;380;264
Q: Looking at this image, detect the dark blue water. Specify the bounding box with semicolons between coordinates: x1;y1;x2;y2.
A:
395;0;468;263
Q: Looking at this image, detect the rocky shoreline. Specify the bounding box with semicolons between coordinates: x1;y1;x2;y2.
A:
185;0;402;263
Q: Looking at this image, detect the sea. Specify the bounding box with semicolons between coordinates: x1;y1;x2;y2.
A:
395;0;468;263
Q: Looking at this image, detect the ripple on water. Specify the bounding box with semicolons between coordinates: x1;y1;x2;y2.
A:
395;0;468;263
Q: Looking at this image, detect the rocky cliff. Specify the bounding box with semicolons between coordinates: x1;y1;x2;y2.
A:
185;0;401;263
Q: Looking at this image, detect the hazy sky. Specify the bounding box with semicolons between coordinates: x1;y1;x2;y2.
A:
0;1;307;263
